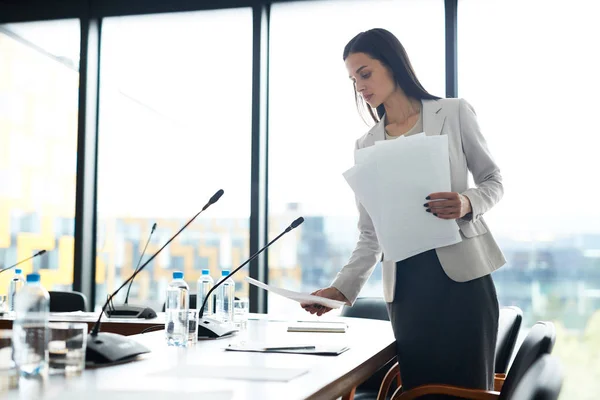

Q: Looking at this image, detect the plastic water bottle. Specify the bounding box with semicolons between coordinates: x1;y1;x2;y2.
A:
164;271;189;346
197;269;214;317
215;270;235;322
12;273;49;377
8;268;26;312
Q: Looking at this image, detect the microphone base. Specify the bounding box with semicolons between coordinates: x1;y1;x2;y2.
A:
86;332;151;365
197;317;239;338
105;304;157;319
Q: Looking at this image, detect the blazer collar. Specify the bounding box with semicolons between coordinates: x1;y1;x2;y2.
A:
422;98;445;137
366;99;445;143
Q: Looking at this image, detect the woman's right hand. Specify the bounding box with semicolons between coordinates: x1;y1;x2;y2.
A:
301;287;349;317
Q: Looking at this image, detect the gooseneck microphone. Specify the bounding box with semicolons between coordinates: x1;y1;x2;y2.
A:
105;223;158;319
196;217;304;338
0;250;47;274
85;189;224;365
125;222;157;304
202;190;223;211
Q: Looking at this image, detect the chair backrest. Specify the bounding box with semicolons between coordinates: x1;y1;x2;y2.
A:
49;291;88;312
340;297;389;321
499;321;557;400
509;354;563;400
495;306;523;373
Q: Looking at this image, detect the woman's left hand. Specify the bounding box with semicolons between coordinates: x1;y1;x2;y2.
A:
424;192;472;220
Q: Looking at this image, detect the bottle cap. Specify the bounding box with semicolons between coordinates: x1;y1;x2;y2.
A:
15;268;22;274
173;271;183;280
202;269;210;275
26;273;40;283
222;270;230;276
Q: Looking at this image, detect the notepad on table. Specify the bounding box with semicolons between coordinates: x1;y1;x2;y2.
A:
225;343;349;356
287;321;347;333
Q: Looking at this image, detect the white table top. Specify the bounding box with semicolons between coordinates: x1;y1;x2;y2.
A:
5;315;396;400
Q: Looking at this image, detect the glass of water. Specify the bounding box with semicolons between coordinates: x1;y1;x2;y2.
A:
0;296;8;315
0;329;18;390
165;310;189;347
47;322;87;376
233;298;249;330
187;309;198;346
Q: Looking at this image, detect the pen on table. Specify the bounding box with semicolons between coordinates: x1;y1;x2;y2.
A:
263;345;316;351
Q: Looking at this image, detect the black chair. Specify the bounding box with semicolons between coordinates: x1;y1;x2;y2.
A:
387;321;557;400
495;306;523;374
341;297;390;322
510;354;563;400
49;291;88;312
496;321;556;399
340;297;395;400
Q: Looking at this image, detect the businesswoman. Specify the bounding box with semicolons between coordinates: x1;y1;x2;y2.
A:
302;28;506;397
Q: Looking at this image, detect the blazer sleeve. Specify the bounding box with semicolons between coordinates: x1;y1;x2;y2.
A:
458;98;504;222
330;140;382;305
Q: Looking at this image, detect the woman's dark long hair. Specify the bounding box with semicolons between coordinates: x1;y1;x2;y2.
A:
343;28;440;124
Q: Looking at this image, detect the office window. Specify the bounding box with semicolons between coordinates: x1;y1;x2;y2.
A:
0;20;79;292
97;9;252;311
459;0;600;397
268;0;445;316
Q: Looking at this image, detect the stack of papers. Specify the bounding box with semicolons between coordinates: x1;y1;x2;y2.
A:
343;133;461;262
287;321;347;333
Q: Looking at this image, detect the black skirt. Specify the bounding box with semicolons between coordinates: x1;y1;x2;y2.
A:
387;250;499;399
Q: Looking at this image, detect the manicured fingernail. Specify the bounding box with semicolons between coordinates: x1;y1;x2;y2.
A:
433;213;438;216
426;209;431;213
423;203;429;207
426;196;431;200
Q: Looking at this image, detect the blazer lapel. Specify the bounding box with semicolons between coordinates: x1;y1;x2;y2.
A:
422;99;445;136
365;117;386;146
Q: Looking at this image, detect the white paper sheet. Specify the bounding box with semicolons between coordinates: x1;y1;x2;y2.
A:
354;145;377;164
245;277;346;309
354;133;426;165
343;134;461;263
343;160;380;224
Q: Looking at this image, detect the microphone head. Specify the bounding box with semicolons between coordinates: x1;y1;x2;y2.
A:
210;189;224;205
290;217;304;229
151;223;157;233
37;250;47;256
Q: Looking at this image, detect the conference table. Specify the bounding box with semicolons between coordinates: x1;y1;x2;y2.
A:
0;312;166;336
3;314;396;400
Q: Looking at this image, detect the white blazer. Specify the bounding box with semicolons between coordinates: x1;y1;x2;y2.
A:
331;98;506;304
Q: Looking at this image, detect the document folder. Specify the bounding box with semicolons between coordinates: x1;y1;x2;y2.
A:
225;343;349;356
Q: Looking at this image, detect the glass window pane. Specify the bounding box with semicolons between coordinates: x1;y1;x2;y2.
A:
0;20;80;292
459;0;600;396
97;9;252;312
268;0;445;316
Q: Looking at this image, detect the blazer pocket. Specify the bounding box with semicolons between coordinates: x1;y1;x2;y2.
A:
457;218;488;238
